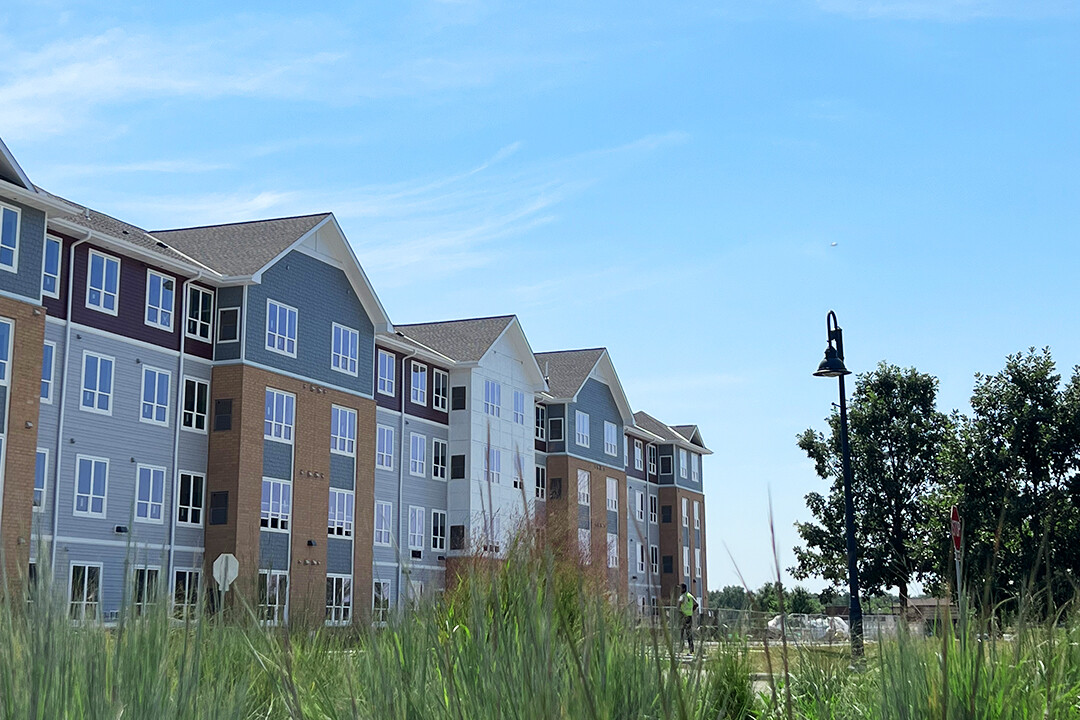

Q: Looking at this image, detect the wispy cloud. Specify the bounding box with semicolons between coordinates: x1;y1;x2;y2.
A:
815;0;1078;20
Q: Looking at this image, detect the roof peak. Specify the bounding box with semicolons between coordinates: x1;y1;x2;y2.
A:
152;212;330;234
397;314;516;328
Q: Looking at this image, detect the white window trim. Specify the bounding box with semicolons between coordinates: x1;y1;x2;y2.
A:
328;488;355;538
139;365;171;427
535;465;547;501
695;548;702;578
0;201;20;273
41;234;61;299
484;379;501;417
373;580;391;621
679;449;689;479
34;447;48;513
682;498;689;528
535;405;547;441
604;421;618;456
325;573;353;626
649;494;658;524
176;471;205;528
331;322;360;377
85;248;120;316
694;501;701;529
647;445;657;475
513;390;526;425
258;569;288;626
692;454;700;482
187;285;215;342
260;477;292;533
409;432;426;477
650;545;659;575
174;568;202;622
431;437;448;481
331;405;357;457
408;505;425;551
376;425;395;470
216;306;241;344
41;340;56;404
68;562;103;623
683;547;691;577
607;532;619;569
144;269;175;332
182;376;210;434
410;361;428;406
73;454;108;518
264;297;297;358
432;369;449;412
634;440;643;471
577;469;591;506
636;490;645;522
377;349;396;396
80;350;114;416
374;501;393;546
431;509;447;551
263;387;295;444
637;543;647;573
134;463;167;525
575;411;590;448
606;477;618;512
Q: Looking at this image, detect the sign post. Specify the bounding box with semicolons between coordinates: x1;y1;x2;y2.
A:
212;553;239;617
950;506;962;600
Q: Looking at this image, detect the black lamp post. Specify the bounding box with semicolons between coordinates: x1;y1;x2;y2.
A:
813;310;864;659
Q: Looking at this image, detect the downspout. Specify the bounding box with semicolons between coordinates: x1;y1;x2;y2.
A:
50;230;92;571
396;347;416;606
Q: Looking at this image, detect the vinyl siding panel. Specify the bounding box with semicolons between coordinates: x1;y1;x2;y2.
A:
326;537;352;574
0;199;45;301
260;531;289;570
263;440;292;480
329;454;355;490
566;379;622;468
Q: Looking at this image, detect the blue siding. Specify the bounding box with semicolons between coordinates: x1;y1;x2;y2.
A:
259;531;289;570
326;538;352;574
0;200;45;301
566;379;623;468
263;440;292;479
214;286;243;361
244;251;374;395
330;454;354;490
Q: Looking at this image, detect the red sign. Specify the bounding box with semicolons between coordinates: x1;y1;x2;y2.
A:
951;506;962;554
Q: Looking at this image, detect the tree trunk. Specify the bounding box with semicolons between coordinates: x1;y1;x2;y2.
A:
898;580;909;613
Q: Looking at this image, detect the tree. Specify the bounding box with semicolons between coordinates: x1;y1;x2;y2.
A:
709;585;749;610
792;362;955;608
787;586;823;614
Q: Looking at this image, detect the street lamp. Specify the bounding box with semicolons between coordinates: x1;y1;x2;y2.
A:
813;310;864;659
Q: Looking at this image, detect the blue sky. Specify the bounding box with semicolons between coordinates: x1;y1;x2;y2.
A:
2;0;1078;593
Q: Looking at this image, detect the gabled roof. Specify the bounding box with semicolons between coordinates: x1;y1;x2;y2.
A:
0;137;34;191
672;424;707;448
634;411;712;454
397;315;516;363
152;213;331;277
534;348;605;399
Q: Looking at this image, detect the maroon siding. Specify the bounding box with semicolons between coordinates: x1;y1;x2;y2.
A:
42;232;74;319
646;442;660;485
374;345;402;411
625;434;647;481
403;358;449;425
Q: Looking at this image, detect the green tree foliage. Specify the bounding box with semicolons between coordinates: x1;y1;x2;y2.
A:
708;585;749;610
787;586;824;614
793;362;955;608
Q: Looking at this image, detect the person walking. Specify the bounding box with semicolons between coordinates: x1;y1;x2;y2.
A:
678;583;699;654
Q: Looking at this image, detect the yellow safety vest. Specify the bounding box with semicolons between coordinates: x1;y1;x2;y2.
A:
679;592;695;617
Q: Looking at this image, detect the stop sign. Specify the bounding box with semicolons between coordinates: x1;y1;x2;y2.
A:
950;506;961;554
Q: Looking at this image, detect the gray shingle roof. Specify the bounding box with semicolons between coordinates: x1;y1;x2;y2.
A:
152;213;330;276
534;348;605;399
396;315;515;362
634;411;684;445
672;425;697;441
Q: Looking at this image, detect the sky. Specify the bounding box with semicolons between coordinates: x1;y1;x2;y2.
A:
2;0;1078;594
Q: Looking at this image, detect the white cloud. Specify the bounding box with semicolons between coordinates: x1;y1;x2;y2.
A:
815;0;1078;20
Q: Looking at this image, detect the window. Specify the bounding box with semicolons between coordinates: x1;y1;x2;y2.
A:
432;369;448;412
607;533;619;568
682;498;689;528
535;466;547;500
373;580;390;622
374;501;392;545
683;547;690;577
69;563;101;621
332;323;360;376
177;473;204;526
408;506;424;550
187;286;214;341
40;341;55;402
74;456;107;517
42;235;61;298
650;545;659;574
0;203;17;271
265;299;296;356
410;433;426;476
624;436;628;467
692;454;700;482
577;469;590;506
214;399;232;431
217;307;240;343
410;361;427;405
258;570;288;625
606;477;618;511
575;411;590;447
377;350;395;395
679;449;688;479
163;591;202;648
484;380;501;417
86;249;120;314
431;510;447;551
694;501;701;529
636;490;645;522
485;448;501;484
326;575;352;626
604;421;618;456
376;425;394;470
432;439;447;480
513;390;525;424
260;479;292;531
660;454;673;475
331;406;357;456
695;548;702;578
183;378;209;432
649;495;658;524
133;567;160;616
34;449;47;511
638;544;647;573
145;270;174;331
140;366;170;426
0;319;8;384
209;492;228;525
634;440;643;471
548;416;564;442
328;489;354;538
535;405;546;441
451;386;466;410
578;528;591;563
135;465;166;523
264;388;295;442
80;351;113;414
648;445;657;475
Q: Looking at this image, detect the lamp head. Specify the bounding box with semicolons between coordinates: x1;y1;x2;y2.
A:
814;344;850;377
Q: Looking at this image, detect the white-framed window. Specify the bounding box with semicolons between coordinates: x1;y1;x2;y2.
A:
42;234;61;298
575;411;590;447
624;435;628;467
41;341;55;403
650;545;659;574
607;533;619;568
606;477;618;511
647;445;657;475
549;416;564;442
535;466;547;500
73;455;108;517
34;449;47;511
408;506;425;550
604;421;618;456
513;390;525;424
376;425;394;470
432;438;447;480
679;449;688;479
634;440;643;471
660;454;673;476
578;528;591;563
145;270;174;331
373;580;391;622
432;369;448;412
638;543;647;573
649;494;658;524
682;497;689;528
80;351;114;415
577;469;590;506
535;405;546;441
86;249;120;315
140;366;171;426
695;548;702;578
264;388;295;443
484;380;501;417
187;286;214;341
260;478;292;531
692;454;700;482
431;510;447;551
694;501;701;529
326;575;352;626
328;489;354;538
258;570;288;626
410;361;427;405
410;433;426;476
0;319;9;385
133;567;160;616
135;464;166;524
0;202;18;272
217;307;240;343
331;405;357;456
485;447;501;484
636;490;645;522
377;350;395;395
265;298;297;357
331;323;360;376
69;563;102;622
374;501;392;545
177;472;204;526
181;377;209;432
683;547;690;577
